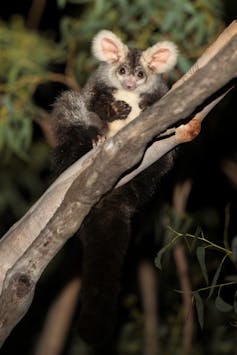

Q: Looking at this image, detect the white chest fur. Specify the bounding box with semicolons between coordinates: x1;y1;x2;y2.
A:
107;89;142;137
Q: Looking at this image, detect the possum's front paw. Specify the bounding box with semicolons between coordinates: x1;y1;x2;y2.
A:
110;100;131;120
92;134;106;148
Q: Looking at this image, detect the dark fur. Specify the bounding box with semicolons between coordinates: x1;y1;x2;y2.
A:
124;48;142;71
139;82;168;110
51;63;174;346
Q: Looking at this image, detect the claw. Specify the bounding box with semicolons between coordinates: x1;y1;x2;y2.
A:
92;134;106;148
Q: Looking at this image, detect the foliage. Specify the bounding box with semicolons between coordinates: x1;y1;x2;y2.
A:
155;224;237;330
0;142;50;220
0;16;65;158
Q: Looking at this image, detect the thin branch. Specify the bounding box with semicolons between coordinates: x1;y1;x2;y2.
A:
34;277;81;355
138;261;159;355
34;108;57;147
65;41;81;91
223;204;231;252
175;281;236;295
222;159;237;190
27;0;47;30
173;181;193;355
173;244;193;354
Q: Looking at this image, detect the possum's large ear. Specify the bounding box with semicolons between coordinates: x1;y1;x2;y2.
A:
142;41;178;73
92;30;128;64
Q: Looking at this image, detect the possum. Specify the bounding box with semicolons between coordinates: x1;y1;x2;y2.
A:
51;30;178;346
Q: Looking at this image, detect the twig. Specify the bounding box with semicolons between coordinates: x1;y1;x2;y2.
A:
173;181;193;355
176;280;236;295
27;0;47;30
138;261;159;355
65;41;81;91
34;109;57;147
223;204;231;252
222;159;237;190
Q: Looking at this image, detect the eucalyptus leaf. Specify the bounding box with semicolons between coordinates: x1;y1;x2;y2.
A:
215;296;233;313
208;258;224;299
57;0;67;9
194;15;206;45
177;56;192;74
234;290;237;314
155;243;172;270
185;17;199;36
183;235;192;252
68;0;91;3
162;12;176;32
0;122;5;151
194;292;204;329
231;235;237;265
194;226;203;237
183;1;195;14
196;246;209;285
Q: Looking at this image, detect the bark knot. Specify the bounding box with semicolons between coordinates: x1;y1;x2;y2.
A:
15;274;32;298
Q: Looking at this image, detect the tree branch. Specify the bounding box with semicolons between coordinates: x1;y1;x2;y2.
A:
138;260;159;355
34;277;81;355
173;181;193;354
0;21;237;347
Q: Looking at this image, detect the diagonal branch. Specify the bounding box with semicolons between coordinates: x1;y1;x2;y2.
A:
0;21;237;347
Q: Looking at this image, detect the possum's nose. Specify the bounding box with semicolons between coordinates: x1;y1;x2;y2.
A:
123;76;136;90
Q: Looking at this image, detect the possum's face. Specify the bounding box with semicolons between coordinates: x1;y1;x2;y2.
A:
115;49;147;91
92;30;178;93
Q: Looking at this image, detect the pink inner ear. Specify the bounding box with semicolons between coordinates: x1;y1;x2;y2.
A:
149;48;171;69
101;38;120;62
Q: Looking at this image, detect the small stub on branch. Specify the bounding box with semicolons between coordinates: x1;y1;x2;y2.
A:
175;118;201;143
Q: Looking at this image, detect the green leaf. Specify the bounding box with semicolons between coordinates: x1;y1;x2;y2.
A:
183;236;192;252
231;235;237;264
57;0;67;9
183;1;195;15
234;290;237;314
0;122;5;151
154;244;171;270
194;292;204;329
215;296;233;313
177;55;192;74
68;0;91;3
162;12;176;32
194;226;203;237
208;258;224;299
196;246;209;285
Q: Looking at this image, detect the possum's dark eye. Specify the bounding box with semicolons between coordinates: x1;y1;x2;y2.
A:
118;66;126;75
136;70;145;79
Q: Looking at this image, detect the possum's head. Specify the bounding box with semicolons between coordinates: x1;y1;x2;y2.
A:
92;30;178;92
